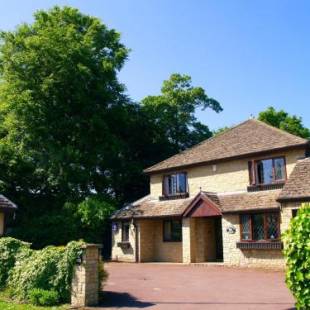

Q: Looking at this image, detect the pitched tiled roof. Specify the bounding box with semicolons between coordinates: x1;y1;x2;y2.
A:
111;195;194;219
0;195;17;211
278;158;310;202
144;119;308;174
213;190;281;213
111;190;281;219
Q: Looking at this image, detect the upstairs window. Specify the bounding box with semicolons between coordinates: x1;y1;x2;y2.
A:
163;172;187;196
240;213;280;241
249;157;286;185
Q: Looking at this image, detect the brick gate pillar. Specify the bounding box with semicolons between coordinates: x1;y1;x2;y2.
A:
71;244;102;307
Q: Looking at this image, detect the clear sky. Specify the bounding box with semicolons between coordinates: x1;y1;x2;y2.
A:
0;0;309;131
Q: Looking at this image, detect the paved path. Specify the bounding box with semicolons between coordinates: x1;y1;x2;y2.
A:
95;262;295;310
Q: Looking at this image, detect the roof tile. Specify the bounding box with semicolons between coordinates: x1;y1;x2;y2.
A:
111;189;281;219
144;119;308;173
278;158;310;201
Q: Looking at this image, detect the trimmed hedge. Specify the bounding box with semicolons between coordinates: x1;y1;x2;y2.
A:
283;203;310;310
0;237;85;305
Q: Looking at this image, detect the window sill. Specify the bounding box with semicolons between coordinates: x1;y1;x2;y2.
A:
236;241;283;250
159;193;189;201
247;182;285;192
163;240;182;243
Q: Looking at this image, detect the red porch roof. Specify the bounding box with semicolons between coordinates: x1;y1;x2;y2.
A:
183;192;222;217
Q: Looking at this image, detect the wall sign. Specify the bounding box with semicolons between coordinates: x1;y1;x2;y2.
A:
226;225;236;234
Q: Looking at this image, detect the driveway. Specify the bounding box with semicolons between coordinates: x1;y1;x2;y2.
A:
99;262;295;310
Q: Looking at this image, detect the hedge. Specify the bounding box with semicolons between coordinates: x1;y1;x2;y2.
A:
0;237;85;305
283;203;310;310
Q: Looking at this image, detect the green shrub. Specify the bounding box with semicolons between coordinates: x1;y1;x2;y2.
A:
28;288;60;306
0;237;86;305
283;203;310;310
8;240;84;303
0;237;31;288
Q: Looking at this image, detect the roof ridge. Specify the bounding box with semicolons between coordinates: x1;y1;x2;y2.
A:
251;118;309;142
144;118;309;174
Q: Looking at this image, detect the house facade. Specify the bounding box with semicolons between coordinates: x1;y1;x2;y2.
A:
111;119;310;269
0;195;17;236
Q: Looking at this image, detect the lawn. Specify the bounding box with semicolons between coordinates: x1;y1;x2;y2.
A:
0;292;68;310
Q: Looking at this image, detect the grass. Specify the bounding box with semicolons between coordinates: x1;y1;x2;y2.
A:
0;291;68;310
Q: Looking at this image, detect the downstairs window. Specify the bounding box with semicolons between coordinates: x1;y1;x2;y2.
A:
163;219;182;242
122;222;130;242
240;213;280;241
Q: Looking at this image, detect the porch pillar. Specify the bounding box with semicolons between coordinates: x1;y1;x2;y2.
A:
182;218;195;263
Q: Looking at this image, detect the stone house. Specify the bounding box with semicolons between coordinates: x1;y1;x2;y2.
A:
0;195;17;236
111;119;310;268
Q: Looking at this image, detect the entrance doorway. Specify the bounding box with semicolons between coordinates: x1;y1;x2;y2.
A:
192;217;223;263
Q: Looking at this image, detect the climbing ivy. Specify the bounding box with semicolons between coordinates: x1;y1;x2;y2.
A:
283;203;310;310
0;237;85;305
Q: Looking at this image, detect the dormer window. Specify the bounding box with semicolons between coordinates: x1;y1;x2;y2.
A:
249;156;286;186
163;172;187;196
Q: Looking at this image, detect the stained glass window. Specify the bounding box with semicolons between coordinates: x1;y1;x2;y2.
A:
266;213;279;239
241;215;251;240
252;214;264;240
240;213;280;241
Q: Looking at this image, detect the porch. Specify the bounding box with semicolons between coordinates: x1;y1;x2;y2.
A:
137;216;223;263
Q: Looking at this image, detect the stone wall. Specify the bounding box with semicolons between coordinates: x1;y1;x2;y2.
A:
153;220;182;262
281;202;301;232
0;212;4;236
111;221;136;262
71;244;101;307
150;149;304;197
112;202;302;267
221;203;301;269
112;219;183;263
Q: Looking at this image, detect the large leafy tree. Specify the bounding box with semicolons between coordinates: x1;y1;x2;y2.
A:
258;107;310;139
0;7;222;247
141;74;222;153
104;74;223;204
0;6;129;203
0;6;130;246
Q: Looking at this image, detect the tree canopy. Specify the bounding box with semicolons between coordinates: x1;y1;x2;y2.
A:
0;6;130;203
0;7;221;248
258;107;310;139
141;73;222;151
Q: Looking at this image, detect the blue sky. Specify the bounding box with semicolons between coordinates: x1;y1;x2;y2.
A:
0;0;309;131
